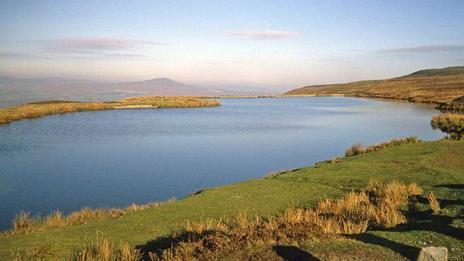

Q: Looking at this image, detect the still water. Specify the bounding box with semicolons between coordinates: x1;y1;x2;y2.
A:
0;97;442;229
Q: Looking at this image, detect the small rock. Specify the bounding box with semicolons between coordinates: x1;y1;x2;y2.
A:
417;246;448;261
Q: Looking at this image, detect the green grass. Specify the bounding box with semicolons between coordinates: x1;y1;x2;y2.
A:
2;140;464;260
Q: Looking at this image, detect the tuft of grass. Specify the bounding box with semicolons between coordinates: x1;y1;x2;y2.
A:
431;113;464;140
5;199;175;236
345;137;420;157
266;169;290;178
345;143;365;157
428;192;441;215
72;239;142;261
141;181;420;260
11;212;38;235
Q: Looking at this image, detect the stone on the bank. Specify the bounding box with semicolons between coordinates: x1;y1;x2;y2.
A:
417;247;448;261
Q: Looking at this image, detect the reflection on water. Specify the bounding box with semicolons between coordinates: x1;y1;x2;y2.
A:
0;97;442;229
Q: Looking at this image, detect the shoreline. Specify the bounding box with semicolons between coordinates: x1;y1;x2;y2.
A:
0;137;425;233
2;93;456;126
2;138;463;259
0;96;221;125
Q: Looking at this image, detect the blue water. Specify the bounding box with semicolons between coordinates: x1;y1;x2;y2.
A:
0;97;442;230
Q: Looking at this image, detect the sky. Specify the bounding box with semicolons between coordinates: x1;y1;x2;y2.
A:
0;0;464;88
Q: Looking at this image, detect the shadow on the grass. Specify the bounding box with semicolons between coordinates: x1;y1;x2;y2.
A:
137;186;464;260
353;191;464;260
352;233;420;260
272;245;320;261
136;230;212;258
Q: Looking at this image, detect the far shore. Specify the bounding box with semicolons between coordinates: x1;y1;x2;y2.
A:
1;93;452;126
0;96;221;125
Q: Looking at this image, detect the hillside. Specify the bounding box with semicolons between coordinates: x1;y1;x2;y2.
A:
2;140;464;260
285;66;464;104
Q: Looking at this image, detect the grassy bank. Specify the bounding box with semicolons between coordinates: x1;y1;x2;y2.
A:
284;66;464;106
0;96;221;125
2;139;464;260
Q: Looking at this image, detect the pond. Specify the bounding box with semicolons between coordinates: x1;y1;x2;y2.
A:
0;97;442;230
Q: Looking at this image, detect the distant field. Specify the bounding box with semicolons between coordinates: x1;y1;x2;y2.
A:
2;140;463;260
285;66;464;105
0;96;221;125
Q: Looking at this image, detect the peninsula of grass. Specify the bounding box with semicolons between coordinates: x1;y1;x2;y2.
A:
2;139;464;260
0;96;221;125
285;66;464;108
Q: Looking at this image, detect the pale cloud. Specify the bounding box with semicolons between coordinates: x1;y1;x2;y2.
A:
227;30;300;40
380;45;464;54
45;38;164;52
41;37;164;58
0;52;37;59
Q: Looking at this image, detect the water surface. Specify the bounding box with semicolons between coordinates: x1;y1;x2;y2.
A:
0;97;442;229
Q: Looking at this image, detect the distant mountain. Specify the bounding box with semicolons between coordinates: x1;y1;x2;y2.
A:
115;78;220;96
284;66;464;104
0;76;222;107
0;76;280;107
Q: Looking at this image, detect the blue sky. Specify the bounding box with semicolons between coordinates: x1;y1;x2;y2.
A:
1;0;463;87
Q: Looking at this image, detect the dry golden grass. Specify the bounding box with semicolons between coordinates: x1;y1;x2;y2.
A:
117;96;220;108
345;137;420;157
407;183;423;197
428;192;441;215
21;181;420;260
431;113;464;140
5;199;176;236
0;102;113;124
72;239;142;261
437;101;464;112
285;68;464;104
266;169;291;178
0;96;221;125
143;181;421;260
11;180;424;260
345;143;365;157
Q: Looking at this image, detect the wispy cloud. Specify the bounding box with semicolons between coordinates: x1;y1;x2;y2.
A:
380;45;464;54
46;38;163;52
0;52;37;59
41;37;164;58
227;30;300;40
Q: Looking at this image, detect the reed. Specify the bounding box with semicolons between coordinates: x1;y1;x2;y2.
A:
5;199;176;236
345;137;420;157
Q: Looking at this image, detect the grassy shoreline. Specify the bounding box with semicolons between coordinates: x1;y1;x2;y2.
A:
2;139;464;260
0;96;221;125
